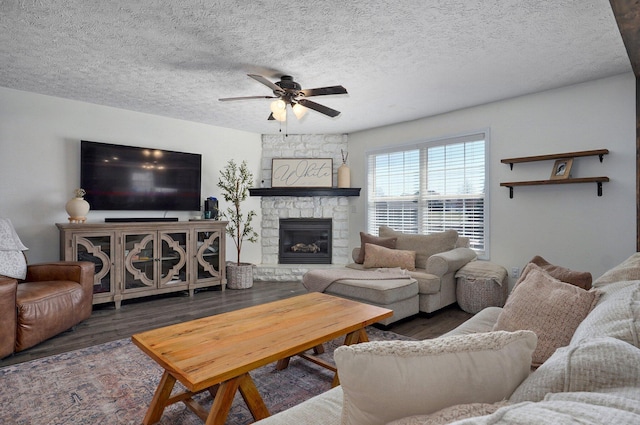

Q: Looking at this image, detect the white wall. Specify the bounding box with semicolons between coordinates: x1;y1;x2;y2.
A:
0;87;263;264
347;73;636;282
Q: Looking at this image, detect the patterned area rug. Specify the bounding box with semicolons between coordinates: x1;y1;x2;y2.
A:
0;326;412;424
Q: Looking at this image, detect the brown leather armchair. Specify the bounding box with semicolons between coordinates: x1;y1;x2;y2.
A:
0;261;94;358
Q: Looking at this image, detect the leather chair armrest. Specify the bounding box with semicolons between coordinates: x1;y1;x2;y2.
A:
426;247;477;277
0;276;18;358
25;261;95;302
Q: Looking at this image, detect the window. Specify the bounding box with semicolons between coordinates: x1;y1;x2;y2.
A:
367;131;488;258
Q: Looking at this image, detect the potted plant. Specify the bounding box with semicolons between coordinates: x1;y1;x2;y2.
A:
217;159;259;289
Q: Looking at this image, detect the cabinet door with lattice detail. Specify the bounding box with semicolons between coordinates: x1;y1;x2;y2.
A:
122;232;156;292
194;228;222;282
72;232;115;297
158;230;188;288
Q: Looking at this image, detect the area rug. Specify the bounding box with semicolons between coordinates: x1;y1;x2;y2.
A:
0;327;412;424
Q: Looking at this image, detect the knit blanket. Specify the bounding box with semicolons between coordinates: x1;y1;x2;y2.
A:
303;267;411;293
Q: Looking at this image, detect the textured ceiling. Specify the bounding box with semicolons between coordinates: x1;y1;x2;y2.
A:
0;0;632;135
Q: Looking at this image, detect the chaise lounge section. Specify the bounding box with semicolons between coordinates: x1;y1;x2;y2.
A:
303;228;477;325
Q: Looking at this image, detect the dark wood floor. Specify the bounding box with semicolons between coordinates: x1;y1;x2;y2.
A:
0;281;472;368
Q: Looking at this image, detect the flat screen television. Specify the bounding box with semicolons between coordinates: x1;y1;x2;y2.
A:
81;140;202;211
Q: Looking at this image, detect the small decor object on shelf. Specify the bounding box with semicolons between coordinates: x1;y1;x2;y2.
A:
550;158;573;180
65;188;90;223
218;159;259;289
338;149;351;188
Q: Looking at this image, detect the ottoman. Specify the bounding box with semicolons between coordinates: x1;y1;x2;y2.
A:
455;261;508;314
324;277;419;326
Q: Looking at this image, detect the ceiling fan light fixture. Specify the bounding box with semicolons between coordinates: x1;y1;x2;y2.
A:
292;103;307;119
273;108;287;122
270;99;286;114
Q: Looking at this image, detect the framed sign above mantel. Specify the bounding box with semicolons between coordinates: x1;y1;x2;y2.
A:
271;158;333;188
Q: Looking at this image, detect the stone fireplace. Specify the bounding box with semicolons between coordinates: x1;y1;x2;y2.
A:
253;134;353;282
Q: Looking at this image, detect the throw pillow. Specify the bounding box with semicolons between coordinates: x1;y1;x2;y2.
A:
362;243;415;271
493;263;600;367
510;337;640;403
0;218;28;279
0;218;28;251
334;330;537;425
379;226;458;269
355;232;397;264
527;255;592;289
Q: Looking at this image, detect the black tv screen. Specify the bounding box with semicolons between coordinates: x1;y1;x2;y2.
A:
81;140;202;211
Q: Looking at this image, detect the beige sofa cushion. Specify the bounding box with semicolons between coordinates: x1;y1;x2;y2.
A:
570;281;640;348
379;227;458;269
526;255;592;290
493;263;600;367
510;337;640;403
593;252;640;287
334;330;537;425
363;243;416;271
355;232;397;264
386;401;510;425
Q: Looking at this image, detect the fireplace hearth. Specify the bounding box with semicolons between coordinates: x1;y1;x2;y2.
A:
279;218;332;264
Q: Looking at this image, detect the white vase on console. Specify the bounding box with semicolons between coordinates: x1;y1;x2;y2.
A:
65;188;90;223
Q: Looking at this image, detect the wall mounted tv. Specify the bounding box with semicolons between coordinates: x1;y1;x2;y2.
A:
81;140;202;211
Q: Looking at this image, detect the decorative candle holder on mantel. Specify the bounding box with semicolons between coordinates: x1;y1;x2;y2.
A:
338;149;351;188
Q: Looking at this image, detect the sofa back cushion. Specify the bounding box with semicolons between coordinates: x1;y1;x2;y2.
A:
570;280;640;348
378;227;458;269
334;330;537;425
593;252;640;287
510;337;640;403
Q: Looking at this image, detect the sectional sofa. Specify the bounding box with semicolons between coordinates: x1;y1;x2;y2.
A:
257;253;640;424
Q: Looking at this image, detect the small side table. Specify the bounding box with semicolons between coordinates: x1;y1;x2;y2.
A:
455;261;509;314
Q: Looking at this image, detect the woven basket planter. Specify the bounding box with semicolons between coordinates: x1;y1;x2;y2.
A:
226;262;254;289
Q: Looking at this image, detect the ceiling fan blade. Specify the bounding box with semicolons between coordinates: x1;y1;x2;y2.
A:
300;85;348;97
297;98;341;117
218;95;276;101
248;74;285;94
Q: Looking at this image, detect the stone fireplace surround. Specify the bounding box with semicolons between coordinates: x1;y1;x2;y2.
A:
253;134;352;282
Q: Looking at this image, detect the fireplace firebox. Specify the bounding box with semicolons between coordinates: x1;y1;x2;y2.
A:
279;218;332;264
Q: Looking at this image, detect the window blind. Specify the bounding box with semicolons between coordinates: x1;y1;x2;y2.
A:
367;132;488;257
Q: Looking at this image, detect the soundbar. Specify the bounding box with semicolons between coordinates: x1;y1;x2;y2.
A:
105;217;179;223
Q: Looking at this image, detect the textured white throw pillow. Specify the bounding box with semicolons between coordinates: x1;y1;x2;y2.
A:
334;330;537;425
0;218;28;251
0;218;28;279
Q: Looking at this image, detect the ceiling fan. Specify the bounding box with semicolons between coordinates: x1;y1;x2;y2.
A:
219;74;348;122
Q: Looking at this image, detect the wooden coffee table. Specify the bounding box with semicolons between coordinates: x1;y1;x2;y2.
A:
132;292;393;425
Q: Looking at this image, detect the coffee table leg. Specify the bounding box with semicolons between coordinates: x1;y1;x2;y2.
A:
143;370;176;425
238;373;271;420
205;373;270;425
206;376;242;425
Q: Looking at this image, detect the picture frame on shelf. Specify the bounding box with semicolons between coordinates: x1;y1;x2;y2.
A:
550;158;573;180
271;158;333;188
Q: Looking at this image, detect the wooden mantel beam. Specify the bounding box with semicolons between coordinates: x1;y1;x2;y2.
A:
609;0;640;250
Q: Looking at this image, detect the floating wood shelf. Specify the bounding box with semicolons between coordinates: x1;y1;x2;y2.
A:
500;149;609;198
249;187;361;197
500;177;610;198
501;149;609;170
